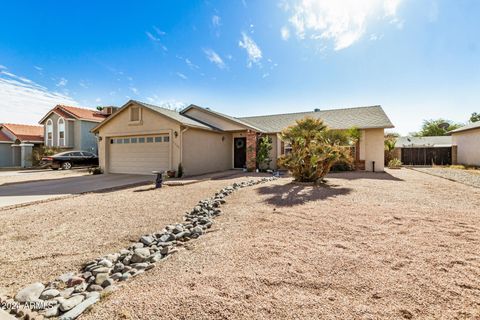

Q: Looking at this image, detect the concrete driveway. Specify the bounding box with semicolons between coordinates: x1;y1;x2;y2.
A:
0;174;153;208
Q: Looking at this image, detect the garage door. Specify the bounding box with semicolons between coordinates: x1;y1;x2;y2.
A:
108;135;170;174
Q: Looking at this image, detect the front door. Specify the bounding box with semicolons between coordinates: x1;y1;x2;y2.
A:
234;137;247;168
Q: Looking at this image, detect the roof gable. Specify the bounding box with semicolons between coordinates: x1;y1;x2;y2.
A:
40;105;107;124
238;105;394;133
92;100;216;133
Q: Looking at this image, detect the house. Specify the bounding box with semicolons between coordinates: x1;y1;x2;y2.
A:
0;123;44;167
92;100;393;176
449;121;480;166
38;105;113;154
394;136;453;165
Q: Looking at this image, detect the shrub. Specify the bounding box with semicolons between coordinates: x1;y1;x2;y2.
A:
388;158;402;169
177;163;184;178
88;167;103;175
257;136;272;171
278;117;352;184
31;146;63;167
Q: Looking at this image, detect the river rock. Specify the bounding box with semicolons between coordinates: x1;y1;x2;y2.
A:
15;282;45;303
59;295;84;312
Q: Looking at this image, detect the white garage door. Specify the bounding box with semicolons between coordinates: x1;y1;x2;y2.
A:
108;135;170;174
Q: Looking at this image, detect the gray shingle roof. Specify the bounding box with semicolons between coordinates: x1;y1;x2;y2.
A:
132;101;217;131
237;105;394;133
395;136;452;148
181;104;264;132
449;121;480;134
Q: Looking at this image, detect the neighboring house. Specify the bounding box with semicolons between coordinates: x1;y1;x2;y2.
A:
449;121;480;166
394;136;453;166
0;123;44;167
92;100;393;176
38;105;112;154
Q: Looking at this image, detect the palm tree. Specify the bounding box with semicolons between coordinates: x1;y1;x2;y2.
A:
278;117;352;184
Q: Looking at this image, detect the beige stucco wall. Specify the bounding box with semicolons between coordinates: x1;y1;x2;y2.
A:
452;128;480;166
182;129;232;176
96;104;182;173
363;128;385;172
183;108;245;131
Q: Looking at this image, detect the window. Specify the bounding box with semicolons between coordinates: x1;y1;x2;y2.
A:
138;137;145;143
130;107;141;122
131;137;138;143
82;152;94;157
284;143;292;155
163;136;170;142
58;117;66;147
146;137;154;143
116;138;123;144
46;119;53;147
154;136;162;143
123;138;130;144
71;152;82;157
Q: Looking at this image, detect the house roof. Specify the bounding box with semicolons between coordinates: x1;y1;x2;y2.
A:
39;105;108;124
0;130;13;142
92;100;217;133
181;104;264;132
0;123;44;142
449;121;480;134
237;105;394;133
395;136;452;148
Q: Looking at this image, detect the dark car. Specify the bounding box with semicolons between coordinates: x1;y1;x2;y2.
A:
40;151;99;170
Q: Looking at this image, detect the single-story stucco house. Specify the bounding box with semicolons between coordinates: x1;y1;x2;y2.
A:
394;136;453;166
449;121;480;166
91;100;393;176
38;105;114;154
0;123;44;167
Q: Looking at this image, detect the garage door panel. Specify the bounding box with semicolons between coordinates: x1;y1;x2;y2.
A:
108;135;170;174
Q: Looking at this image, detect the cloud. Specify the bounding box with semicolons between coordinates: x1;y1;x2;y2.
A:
286;0;404;50
238;32;262;67
129;87;139;94
56;77;68;87
146;31;160;42
146;30;168;51
0;68;77;124
212;15;221;27
176;72;188;80
153;26;166;36
281;26;290;40
0;65;6;70
203;49;226;69
34;66;43;71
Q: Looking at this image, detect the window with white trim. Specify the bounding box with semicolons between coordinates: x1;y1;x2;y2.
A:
58;118;65;147
46;119;53;147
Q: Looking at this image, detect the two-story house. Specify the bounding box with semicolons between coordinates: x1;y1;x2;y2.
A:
38;105;112;154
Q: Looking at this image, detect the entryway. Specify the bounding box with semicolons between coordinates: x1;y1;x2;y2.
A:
233;137;246;168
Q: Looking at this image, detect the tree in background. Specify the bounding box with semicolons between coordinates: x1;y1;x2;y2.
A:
278;117;352;184
256;136;272;171
384;135;397;164
470;112;480;123
412;119;462;137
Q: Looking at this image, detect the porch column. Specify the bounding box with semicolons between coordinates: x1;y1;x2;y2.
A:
20;143;34;168
246;130;257;171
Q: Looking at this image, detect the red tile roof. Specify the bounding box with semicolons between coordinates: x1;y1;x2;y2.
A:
58;105;107;122
1;123;44;142
0;130;13;142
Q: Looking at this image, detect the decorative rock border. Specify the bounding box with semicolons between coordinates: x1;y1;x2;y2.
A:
0;177;277;319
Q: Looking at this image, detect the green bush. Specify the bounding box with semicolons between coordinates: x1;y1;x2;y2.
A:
388;158;402;169
257;136;272;171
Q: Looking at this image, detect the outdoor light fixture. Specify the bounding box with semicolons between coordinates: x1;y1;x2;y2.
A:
174;131;178;138
222;136;225;141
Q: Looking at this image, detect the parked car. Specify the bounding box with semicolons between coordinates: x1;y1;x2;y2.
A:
40;151;99;170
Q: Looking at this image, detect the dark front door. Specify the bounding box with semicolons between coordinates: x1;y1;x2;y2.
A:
234;137;247;168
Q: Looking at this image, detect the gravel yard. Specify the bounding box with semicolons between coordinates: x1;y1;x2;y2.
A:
0;172;266;294
80;169;479;320
2;169;480;319
413;167;480;188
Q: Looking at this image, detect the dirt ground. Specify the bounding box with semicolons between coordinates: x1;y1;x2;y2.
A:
80;169;480;320
2;169;480;319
